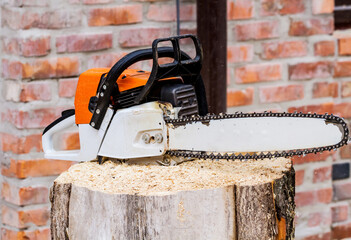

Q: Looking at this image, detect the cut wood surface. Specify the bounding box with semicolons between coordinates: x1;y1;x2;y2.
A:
51;158;295;240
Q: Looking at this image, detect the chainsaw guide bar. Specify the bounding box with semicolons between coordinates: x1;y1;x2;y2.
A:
164;111;350;161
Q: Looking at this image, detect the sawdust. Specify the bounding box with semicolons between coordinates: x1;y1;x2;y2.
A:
55;158;291;195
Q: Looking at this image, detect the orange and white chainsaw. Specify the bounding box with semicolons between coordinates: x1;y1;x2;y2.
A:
42;35;349;164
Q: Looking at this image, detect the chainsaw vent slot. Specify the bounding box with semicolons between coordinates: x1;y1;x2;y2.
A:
160;84;198;118
112;86;143;109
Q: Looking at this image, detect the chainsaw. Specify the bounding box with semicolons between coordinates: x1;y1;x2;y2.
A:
42;35;349;165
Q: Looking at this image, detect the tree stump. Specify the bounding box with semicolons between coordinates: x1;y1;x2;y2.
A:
50;158;295;240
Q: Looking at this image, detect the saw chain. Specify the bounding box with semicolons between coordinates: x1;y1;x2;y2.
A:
164;111;350;161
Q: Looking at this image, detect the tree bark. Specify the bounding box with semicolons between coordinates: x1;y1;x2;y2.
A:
50;159;295;240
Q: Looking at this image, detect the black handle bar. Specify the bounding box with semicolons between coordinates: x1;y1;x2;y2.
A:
90;35;204;130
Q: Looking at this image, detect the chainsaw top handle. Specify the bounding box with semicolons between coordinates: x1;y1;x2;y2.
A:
90;34;204;130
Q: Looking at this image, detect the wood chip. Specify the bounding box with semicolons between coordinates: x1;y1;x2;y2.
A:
55;158;291;195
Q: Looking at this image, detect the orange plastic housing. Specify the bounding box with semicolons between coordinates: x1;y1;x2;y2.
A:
74;68;151;124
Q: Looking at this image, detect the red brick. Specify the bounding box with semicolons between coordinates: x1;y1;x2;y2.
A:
227;44;254;63
317;188;333;202
2;59;24;79
20;81;52;102
1;133;42;154
2;8;82;30
147;4;195;22
333;102;351;118
119;28;171;47
21;36;50;57
59;78;78;98
2;159;73;179
62;132;80;150
2;36;50;57
179;28;197;36
88;5;142;26
289;61;333;80
259;85;304;103
334;61;351;77
314;40;335;56
260;0;305;16
340;144;351;159
313;166;331;183
56;33;112;53
3;57;80;80
312;82;338;98
289;17;334;36
288;102;334;115
25;57;80;79
295;188;332;207
332;222;351;239
2;205;49;228
342;81;351;98
331;203;348;223
87;53;124;68
338;38;351;56
2;107;67;129
228;0;254;20
261;40;307;59
1;182;49;205
281;0;305;14
288;102;351;118
47;10;82;29
302;232;331;240
227;88;254;107
235;20;279;41
291;151;335;165
83;0;112;4
235;63;281;83
19;187;49;205
312;0;334;14
334;181;351;200
307;211;332;227
1;228;50;240
260;0;278;16
295;169;304;186
1;38;20;55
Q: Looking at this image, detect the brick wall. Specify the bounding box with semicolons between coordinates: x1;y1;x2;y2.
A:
1;0;351;239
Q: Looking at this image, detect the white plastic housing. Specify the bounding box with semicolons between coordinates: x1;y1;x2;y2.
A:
98;102;167;159
42;109;113;161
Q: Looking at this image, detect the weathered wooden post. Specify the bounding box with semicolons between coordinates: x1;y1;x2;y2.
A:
50;158;295;240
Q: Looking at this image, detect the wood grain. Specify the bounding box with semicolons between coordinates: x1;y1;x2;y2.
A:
50;160;295;240
50;182;71;240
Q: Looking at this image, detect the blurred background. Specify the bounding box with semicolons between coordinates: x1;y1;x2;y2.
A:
1;0;351;239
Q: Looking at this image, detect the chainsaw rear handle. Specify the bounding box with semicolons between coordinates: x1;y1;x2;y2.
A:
90;34;204;130
42;109;113;161
42;114;85;161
